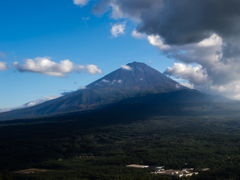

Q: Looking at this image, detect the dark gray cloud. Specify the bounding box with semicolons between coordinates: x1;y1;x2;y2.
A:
92;0;162;20
94;0;240;45
139;0;240;45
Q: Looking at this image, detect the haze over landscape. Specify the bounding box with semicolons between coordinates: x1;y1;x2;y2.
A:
2;0;240;180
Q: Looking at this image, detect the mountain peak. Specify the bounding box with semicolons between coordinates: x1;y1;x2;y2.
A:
126;61;150;69
86;62;180;91
127;61;146;66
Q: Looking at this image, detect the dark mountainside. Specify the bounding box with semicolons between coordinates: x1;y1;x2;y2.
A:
0;62;230;120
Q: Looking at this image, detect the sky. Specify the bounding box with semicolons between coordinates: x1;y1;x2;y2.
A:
1;0;240;110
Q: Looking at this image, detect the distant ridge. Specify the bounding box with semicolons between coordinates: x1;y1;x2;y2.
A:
0;62;203;120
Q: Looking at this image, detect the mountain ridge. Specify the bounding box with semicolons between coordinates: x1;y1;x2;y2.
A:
0;62;213;120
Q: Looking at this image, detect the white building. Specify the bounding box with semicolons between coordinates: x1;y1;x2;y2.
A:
153;169;198;177
126;164;149;168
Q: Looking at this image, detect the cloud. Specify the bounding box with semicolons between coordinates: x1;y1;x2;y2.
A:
0;96;59;113
92;0;159;21
94;0;240;45
131;30;145;39
13;57;102;77
0;62;9;71
92;0;240;52
110;22;126;37
152;33;240;99
121;65;132;71
13;57;74;77
76;64;102;75
164;63;208;86
0;51;7;58
147;35;170;50
73;0;89;7
118;79;122;83
110;3;124;19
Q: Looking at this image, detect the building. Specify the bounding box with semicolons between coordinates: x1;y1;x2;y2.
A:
126;164;149;168
152;169;198;177
201;168;210;171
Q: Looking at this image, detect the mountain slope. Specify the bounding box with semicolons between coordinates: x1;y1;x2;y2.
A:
0;62;208;120
87;62;180;90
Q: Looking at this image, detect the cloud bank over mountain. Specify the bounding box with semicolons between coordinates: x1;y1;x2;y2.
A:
91;0;240;99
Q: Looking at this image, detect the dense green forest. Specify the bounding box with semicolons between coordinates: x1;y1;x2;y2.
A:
1;108;240;179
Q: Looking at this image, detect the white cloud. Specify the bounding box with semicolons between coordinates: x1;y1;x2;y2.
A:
147;35;170;50
0;62;9;71
13;57;74;77
164;63;208;86
0;96;59;113
147;33;240;99
13;57;102;77
121;65;132;71
102;79;110;83
110;22;126;37
73;0;89;7
131;30;145;39
76;64;102;75
118;79;122;83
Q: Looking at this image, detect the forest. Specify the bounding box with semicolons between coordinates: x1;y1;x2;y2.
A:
0;107;240;179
